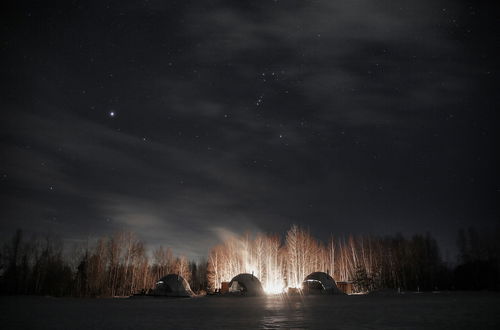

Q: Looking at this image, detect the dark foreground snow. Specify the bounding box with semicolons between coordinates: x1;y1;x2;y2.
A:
1;292;500;329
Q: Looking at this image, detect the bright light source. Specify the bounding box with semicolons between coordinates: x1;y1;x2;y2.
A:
263;283;285;295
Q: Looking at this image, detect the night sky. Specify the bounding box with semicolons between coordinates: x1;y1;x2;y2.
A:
1;0;498;259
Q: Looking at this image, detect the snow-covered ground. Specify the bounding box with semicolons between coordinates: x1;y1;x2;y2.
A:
1;292;499;329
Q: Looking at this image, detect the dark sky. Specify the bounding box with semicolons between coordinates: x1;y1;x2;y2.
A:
1;0;498;259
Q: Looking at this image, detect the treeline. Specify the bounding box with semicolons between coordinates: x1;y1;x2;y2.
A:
207;225;448;292
1;226;499;297
0;230;207;297
454;227;500;290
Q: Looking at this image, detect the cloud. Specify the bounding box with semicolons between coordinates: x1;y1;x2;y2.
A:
1;0;496;259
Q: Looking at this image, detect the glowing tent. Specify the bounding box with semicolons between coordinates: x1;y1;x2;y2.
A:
228;273;264;296
302;272;344;294
153;274;194;297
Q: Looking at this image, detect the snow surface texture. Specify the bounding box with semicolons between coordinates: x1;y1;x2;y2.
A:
1;292;500;329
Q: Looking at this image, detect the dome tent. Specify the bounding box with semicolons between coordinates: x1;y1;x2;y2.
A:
153;274;194;297
302;272;344;295
228;273;264;296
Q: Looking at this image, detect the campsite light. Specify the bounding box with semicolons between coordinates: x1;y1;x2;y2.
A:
263;283;285;295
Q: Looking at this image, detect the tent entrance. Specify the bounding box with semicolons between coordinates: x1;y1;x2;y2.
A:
229;281;248;293
303;279;326;291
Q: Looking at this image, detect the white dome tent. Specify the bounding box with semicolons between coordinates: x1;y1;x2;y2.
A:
302;272;344;295
228;273;264;296
153;274;194;297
